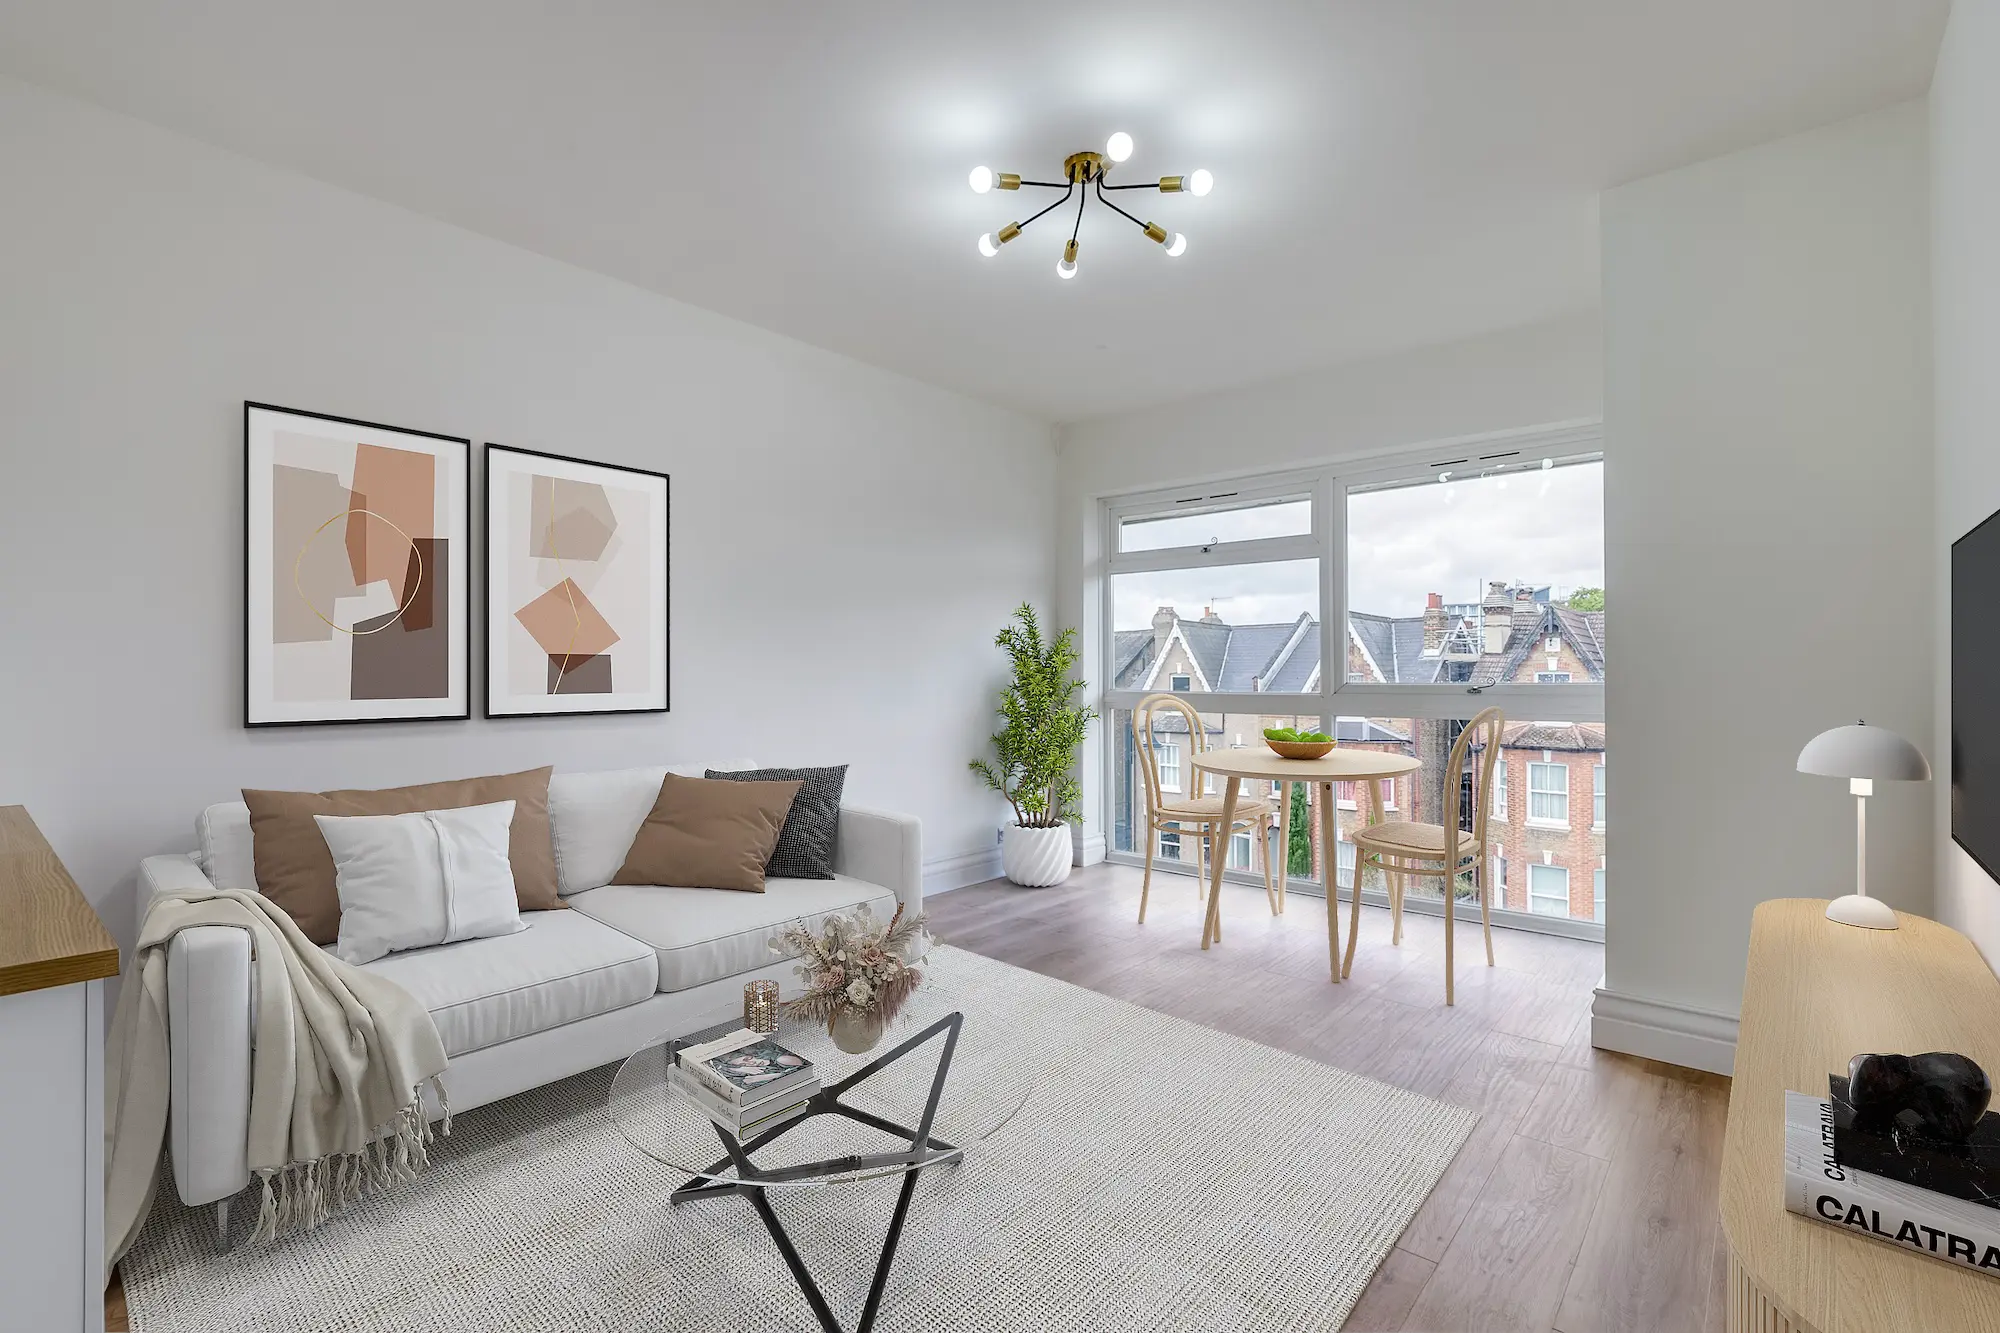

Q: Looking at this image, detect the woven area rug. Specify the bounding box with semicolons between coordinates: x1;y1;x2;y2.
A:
123;946;1476;1332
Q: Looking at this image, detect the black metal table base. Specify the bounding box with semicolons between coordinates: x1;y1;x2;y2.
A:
669;1011;964;1333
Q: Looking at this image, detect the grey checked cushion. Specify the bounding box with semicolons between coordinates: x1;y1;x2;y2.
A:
704;764;847;880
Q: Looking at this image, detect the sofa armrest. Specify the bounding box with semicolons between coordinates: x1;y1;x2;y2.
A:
833;806;922;916
138;852;213;916
140;856;254;1206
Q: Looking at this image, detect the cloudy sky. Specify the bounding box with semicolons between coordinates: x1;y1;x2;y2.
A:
1113;461;1603;631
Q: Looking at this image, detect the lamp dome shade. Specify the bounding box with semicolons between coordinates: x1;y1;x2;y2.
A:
1796;723;1931;781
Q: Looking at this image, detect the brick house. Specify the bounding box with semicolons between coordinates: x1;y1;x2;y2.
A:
1113;582;1607;921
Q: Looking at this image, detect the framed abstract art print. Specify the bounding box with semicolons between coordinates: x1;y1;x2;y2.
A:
244;402;470;726
483;444;669;717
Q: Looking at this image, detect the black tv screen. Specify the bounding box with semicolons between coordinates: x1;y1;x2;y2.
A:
1954;508;2000;884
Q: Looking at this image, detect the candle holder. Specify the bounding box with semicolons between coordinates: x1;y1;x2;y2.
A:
743;979;780;1033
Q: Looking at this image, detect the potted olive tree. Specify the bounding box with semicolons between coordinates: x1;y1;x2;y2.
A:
970;604;1096;887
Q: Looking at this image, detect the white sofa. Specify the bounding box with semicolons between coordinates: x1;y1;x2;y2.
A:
135;763;921;1223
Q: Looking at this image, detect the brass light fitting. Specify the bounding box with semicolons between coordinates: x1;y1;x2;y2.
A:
970;131;1210;278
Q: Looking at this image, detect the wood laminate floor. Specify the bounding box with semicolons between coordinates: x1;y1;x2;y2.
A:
926;863;1731;1333
109;862;1729;1333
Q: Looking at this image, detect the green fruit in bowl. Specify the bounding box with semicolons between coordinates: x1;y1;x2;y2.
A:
1302;731;1332;743
1264;727;1298;741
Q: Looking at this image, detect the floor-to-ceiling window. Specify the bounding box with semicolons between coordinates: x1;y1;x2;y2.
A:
1101;427;1606;940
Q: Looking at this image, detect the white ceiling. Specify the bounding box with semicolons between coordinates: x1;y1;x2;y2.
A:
0;2;1946;422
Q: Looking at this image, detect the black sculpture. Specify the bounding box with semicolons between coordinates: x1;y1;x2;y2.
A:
1832;1052;1999;1210
1847;1052;1993;1142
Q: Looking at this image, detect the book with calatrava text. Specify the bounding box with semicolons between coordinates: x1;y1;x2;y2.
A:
1783;1090;2000;1278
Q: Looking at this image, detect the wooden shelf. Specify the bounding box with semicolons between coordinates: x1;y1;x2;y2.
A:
1722;898;2000;1333
0;806;118;997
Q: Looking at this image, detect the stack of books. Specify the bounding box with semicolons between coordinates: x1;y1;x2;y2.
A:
671;1029;819;1140
1784;1090;2000;1275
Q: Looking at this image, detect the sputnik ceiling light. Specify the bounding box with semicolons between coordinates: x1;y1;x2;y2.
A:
971;131;1211;278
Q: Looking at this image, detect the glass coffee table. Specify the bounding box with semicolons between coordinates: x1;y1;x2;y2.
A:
609;1007;1034;1333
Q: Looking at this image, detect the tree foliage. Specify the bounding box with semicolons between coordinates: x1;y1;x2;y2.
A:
969;604;1097;828
1287;782;1314;876
1565;586;1605;612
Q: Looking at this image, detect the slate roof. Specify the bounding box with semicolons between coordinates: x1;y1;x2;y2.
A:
1503;721;1607;752
1112;630;1153;689
1348;613;1444;685
1117;594;1604;696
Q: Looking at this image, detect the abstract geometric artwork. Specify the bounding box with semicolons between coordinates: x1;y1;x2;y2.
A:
484;444;669;717
245;403;470;726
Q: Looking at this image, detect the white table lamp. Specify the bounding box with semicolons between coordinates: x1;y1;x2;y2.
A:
1796;722;1931;930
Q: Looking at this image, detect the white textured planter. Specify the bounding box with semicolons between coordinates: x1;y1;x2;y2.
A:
1001;823;1074;887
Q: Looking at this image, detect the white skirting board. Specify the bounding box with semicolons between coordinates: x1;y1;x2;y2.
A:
924;832;1103;896
922;846;1002;896
1591;986;1740;1076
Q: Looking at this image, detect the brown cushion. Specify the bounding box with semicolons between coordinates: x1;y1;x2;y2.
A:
610;773;802;893
243;766;561;943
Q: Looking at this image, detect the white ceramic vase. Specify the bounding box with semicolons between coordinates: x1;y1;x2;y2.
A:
1001;822;1074;888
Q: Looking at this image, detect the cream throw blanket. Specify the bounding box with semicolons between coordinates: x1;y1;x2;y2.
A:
104;887;450;1277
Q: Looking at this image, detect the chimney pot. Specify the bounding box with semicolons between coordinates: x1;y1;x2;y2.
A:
1426;592;1443;609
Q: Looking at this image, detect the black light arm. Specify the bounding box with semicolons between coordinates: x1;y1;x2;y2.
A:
1094;178;1150;231
1014;183;1077;232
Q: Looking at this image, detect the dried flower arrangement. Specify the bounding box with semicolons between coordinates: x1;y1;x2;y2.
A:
769;902;929;1029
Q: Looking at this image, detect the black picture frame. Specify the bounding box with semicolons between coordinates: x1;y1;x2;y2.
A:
481;442;671;719
243;401;471;728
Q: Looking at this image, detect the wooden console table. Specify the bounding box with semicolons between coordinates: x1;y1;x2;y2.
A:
1722;898;2000;1332
0;806;119;1333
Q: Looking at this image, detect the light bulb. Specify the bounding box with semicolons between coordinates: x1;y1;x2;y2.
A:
1106;131;1134;163
1164;232;1187;257
977;233;998;258
1057;257;1078;279
1189;168;1213;197
969;165;994;194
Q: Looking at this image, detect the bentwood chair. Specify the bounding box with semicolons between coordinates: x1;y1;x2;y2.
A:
1351;706;1505;1005
1131;693;1277;932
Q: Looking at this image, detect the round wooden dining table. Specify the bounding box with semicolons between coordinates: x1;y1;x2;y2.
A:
1189;747;1422;982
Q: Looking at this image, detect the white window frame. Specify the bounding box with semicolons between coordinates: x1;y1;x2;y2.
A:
1535;671;1572;683
1336;838;1356;889
1229;832;1253;870
1097;423;1605;943
1169;673;1192;692
1594;865;1606;922
1593;763;1606;831
1157;741;1181;794
1528;761;1570;829
1490;757;1508;821
1158;827;1182;861
1528;863;1571;917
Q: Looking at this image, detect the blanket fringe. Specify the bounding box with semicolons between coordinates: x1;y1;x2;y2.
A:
245;1081;450;1246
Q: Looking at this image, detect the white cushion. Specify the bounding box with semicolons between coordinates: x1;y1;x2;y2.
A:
566;875;896;993
361;909;658;1058
196;801;256;891
317;801;525;965
547;760;757;896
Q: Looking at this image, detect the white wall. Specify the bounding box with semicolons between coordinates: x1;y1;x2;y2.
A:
1055;312;1604;861
0;76;1057;950
1599;100;1934;1069
1931;0;2000;970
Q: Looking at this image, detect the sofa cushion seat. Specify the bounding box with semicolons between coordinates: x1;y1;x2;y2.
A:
566;876;897;993
361;909;659;1058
